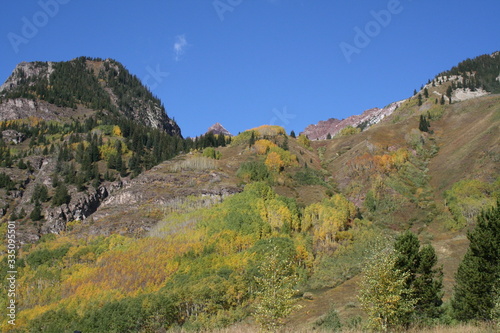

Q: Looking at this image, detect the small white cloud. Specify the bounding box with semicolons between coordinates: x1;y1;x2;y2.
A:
173;34;188;61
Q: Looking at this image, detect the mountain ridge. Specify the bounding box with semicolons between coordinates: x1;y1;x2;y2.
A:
0;57;181;137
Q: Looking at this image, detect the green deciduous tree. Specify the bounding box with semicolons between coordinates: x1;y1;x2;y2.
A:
253;245;300;331
358;248;417;332
452;203;500;321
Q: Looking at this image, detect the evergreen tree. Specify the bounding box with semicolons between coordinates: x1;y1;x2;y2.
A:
217;133;226;147
30;201;43;221
446;86;453;104
414;245;444;320
290;130;296;138
326;133;332;140
394;231;443;322
418;94;423;106
419;115;430;132
31;183;49;203
424;87;429;98
452;203;500;321
249;131;256;147
52;183;71;206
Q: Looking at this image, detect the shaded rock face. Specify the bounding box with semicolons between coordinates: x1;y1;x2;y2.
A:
42;181;123;234
2;129;26;144
206;122;232;136
301;100;404;140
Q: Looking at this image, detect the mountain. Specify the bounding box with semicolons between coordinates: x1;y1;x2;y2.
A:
206;122;232;136
301;100;404;140
1;52;499;332
302;52;500;140
0;57;181;136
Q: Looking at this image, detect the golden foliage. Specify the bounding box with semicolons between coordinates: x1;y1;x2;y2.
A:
265;151;284;172
249;125;286;137
112;125;122;137
254;139;277;155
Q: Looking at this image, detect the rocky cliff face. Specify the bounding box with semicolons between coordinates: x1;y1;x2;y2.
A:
301;100;404;140
42;181;123;234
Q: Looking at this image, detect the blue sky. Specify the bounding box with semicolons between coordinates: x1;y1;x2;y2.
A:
1;0;499;138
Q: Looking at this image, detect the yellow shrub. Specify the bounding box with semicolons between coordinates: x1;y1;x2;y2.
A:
254;139;277;155
265;151;284;172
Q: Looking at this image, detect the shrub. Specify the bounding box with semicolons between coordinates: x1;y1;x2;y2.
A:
237;161;269;182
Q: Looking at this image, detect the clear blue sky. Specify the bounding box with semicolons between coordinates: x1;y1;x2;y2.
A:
1;0;499;138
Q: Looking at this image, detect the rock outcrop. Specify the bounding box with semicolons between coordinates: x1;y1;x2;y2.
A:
42;181;123;234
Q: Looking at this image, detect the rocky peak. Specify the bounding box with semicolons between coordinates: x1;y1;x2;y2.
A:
207;122;232;136
301;100;404;140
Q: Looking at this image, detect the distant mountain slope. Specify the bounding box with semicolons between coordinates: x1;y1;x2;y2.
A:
0;57;181;136
301;100;404;140
302;51;499;141
206;122;232;136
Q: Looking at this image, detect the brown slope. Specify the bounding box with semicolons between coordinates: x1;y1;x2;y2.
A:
427;94;500;194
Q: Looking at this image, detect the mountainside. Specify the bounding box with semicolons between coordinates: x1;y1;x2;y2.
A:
0;52;499;332
0;57;181;136
302;52;500;141
301;100;404;140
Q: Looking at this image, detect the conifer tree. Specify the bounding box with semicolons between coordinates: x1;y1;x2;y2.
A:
452;203;500;321
52;183;71;206
419;115;430;132
30;201;43;221
290;130;296;138
394;231;443;322
249;131;256;147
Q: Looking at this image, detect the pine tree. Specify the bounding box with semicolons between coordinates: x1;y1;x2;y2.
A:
290;130;296;138
414;245;443;319
419;115;430;132
326;133;332;140
52;183;71;206
31;183;49;203
452;203;500;321
30;201;43;221
249;131;256;148
394;231;443;322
